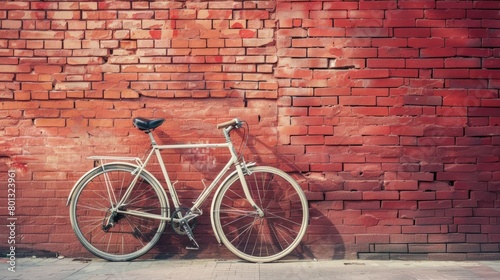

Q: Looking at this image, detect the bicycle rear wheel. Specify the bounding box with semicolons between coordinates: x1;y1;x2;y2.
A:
213;166;309;262
69;163;168;261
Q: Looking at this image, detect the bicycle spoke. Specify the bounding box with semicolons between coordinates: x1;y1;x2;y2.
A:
80;219;104;236
86;183;114;206
235;217;258;250
224;216;256;240
266;211;303;227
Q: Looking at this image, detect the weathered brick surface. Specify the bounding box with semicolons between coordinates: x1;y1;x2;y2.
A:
0;0;499;260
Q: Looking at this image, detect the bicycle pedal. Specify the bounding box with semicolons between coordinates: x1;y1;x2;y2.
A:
186;236;200;251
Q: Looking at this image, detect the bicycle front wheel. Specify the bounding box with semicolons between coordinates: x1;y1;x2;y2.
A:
213;166;309;262
69;163;168;261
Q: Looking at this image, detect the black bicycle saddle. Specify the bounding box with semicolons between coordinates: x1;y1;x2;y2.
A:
133;117;165;132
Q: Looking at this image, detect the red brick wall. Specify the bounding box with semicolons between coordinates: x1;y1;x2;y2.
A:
1;0;499;260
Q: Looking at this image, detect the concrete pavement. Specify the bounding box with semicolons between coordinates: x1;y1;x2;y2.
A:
1;257;500;280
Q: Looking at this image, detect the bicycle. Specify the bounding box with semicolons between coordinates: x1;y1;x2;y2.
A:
67;117;309;263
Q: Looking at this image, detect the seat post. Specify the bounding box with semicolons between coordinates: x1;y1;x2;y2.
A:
147;131;157;146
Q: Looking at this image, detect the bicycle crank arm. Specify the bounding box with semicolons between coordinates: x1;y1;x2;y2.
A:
181;221;200;250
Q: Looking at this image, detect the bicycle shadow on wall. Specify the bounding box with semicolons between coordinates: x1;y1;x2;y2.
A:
244;133;346;260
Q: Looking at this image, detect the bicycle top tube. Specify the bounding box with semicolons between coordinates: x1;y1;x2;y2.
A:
131;117;244;157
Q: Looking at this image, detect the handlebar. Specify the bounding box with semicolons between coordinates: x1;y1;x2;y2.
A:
216;118;242;129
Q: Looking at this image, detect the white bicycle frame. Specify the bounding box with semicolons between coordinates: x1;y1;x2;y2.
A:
67;124;262;242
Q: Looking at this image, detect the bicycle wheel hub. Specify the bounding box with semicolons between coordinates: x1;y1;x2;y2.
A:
102;207;126;231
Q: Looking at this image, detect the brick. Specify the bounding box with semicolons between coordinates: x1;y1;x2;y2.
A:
465;127;500;137
308;125;333;135
20;82;52;91
408;38;445;48
425;9;466;19
47;11;80;20
339;96;376;106
391;234;427;244
290;135;324;145
0;30;19;39
434;69;469;78
34;65;63;74
344;181;383;191
326;191;362;201
346;27;389;37
34;118;66;127
418;200;452;210
367;58;405;68
404;95;443;106
403;225;441;234
409;244;446;253
483;58;500;69
357;235;390;245
471;69;500;79
445;58;481;68
0;65;31;73
363;191;399;200
415;217;453;225
234;10;269;20
394;28;431;37
279;88;313;96
406;58;444;68
382;201;418;210
54;82;91;91
279;57;328;69
400;191;436;201
308;28;345;37
431;28;469;38
420;48;457;57
447;243;481;253
40;100;74;109
344;201;381;210
21;30;64;39
384;180;418;191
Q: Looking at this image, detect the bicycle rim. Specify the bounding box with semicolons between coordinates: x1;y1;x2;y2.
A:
213;166;309;262
69;164;167;261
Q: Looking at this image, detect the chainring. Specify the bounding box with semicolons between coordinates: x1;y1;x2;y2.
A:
171;207;197;235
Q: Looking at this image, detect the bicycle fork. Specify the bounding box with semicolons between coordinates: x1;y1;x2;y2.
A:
235;163;264;217
183;162;262;251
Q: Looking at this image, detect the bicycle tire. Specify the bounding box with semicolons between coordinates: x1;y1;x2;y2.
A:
69;163;168;261
213;166;309;262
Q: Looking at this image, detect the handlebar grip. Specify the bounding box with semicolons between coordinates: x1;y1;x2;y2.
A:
217;118;240;129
